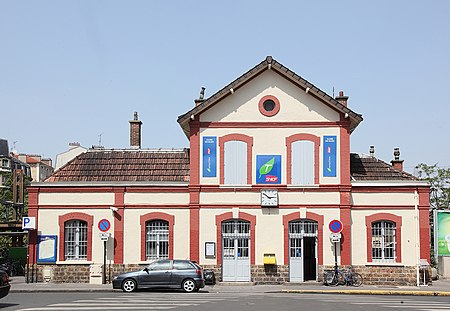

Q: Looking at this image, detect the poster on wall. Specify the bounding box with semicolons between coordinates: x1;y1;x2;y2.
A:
323;136;337;177
256;155;281;184
37;235;57;263
436;211;450;256
202;136;217;177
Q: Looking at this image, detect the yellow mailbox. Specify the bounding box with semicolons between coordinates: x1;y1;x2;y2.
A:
263;253;276;265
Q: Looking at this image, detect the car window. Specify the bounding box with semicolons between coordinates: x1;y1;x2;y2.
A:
173;261;194;270
148;260;171;271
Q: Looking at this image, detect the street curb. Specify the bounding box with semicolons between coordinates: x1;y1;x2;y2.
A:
282;289;450;296
10;289;115;293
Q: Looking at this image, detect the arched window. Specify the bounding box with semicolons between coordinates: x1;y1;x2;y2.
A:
291;140;315;185
219;134;253;185
371;221;396;262
145;220;169;260
64;220;88;260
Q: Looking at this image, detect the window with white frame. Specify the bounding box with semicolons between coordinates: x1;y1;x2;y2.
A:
64;220;88;260
146;220;169;260
291;140;314;185
372;221;396;262
224;140;247;185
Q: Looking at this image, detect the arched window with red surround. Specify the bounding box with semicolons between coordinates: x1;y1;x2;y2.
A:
286;134;320;185
365;213;402;263
219;134;253;185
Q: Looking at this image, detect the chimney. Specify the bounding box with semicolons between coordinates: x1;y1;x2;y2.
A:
335;90;349;107
369;145;375;157
129;112;142;149
194;87;206;106
391;147;404;171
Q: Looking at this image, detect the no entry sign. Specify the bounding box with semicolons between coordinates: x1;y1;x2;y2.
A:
329;219;343;234
98;219;111;232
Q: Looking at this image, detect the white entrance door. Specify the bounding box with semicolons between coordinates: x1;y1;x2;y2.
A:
222;220;250;282
289;233;304;282
289;220;318;282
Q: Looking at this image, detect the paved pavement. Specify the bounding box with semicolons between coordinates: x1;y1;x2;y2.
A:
8;276;450;296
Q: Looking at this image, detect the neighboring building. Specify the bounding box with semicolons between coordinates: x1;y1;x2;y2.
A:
0;139;31;188
16;154;53;182
55;142;88;171
28;57;430;285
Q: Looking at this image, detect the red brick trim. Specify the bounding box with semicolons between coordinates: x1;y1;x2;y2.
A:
340;208;351;265
282;211;324;265
365;213;402;263
286;133;320;184
58;212;94;262
258;95;280;117
190;207;200;262
219;134;253;184
140;212;175;261
215;211;256;265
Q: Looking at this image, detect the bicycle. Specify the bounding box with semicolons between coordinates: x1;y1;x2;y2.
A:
324;266;363;287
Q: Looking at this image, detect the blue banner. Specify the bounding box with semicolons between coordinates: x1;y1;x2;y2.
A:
256;155;281;184
323;136;337;177
203;136;217;177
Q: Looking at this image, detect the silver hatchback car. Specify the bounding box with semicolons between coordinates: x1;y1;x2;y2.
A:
113;259;205;293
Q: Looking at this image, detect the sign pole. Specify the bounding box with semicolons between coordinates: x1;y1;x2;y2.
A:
102;240;106;284
334;242;338;272
26;230;30;284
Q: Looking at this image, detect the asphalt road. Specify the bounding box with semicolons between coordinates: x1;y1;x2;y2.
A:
1;291;450;311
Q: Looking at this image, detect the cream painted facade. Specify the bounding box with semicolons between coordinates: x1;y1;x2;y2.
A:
28;57;430;286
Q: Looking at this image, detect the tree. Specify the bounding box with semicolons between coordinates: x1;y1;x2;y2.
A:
415;163;450;210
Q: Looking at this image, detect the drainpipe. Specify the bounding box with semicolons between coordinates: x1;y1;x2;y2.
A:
415;189;420;286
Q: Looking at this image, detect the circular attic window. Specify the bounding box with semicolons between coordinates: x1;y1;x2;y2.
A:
258;95;280;117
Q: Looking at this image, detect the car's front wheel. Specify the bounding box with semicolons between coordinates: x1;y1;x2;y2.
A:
122;279;137;292
182;279;197;293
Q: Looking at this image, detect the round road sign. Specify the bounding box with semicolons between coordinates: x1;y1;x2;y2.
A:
329;219;343;233
98;219;111;232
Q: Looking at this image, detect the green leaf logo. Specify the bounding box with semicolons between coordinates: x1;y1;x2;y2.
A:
259;157;275;178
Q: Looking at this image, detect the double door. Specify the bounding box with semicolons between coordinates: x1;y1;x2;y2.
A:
289;220;318;282
222;220;251;282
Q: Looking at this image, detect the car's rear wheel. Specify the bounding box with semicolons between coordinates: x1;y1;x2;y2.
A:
122;279;137;292
182;279;196;293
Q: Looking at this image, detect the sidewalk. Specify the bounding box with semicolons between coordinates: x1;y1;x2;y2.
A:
8;276;450;296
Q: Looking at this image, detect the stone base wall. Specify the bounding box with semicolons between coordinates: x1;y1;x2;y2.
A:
319;265;419;286
35;263;420;286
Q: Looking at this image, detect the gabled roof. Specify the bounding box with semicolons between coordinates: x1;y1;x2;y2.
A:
350;153;417;181
45;149;190;183
178;56;363;137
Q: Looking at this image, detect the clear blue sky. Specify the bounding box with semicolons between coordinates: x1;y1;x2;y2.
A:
1;0;449;173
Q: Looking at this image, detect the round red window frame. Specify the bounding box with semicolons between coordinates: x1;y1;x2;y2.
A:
258;95;280;117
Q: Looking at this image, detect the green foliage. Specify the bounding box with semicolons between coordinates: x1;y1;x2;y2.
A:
415;163;450;210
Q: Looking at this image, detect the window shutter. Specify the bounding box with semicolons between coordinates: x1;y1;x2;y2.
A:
292;140;314;185
224;141;247;184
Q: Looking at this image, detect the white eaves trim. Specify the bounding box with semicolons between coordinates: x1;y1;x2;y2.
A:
31;181;189;187
352;180;429;187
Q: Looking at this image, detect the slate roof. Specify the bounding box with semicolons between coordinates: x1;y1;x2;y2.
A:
350;153;417;181
45;148;416;183
46;149;190;183
178;56;363;137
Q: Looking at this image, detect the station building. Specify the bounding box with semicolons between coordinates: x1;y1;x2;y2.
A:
28;57;430;285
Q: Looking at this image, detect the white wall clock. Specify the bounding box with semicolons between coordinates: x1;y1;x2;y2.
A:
261;189;278;207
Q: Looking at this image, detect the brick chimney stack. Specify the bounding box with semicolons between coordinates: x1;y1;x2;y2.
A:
391;147;404;171
335;90;349;107
129;112;142;149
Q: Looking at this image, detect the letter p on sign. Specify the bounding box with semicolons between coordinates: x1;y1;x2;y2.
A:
22;217;36;230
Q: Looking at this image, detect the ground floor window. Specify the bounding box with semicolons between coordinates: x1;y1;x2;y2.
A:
371;220;396;262
146;220;169;260
64;220;87;260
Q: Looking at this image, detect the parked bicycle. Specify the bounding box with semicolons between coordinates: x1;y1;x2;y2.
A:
324;266;363;287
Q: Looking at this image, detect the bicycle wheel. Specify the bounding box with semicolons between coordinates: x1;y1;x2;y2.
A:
351;273;363;287
337;271;346;286
330;271;344;286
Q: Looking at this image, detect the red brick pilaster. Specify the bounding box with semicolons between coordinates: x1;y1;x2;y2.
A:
340;189;352;265
27;187;39;265
189;119;201;262
113;187;125;264
339;119;351;185
418;187;430;261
